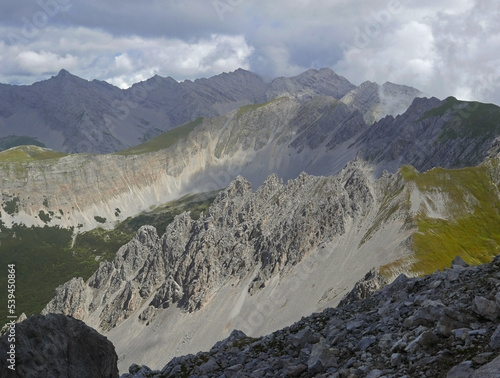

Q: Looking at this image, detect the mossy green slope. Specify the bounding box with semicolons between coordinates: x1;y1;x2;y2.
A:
0;145;67;163
114;117;203;156
382;158;500;276
421;96;500;142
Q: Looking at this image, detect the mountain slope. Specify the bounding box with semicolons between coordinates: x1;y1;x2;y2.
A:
42;156;500;371
122;255;500;377
0;68;420;153
43;161;413;371
1;94;500;233
356;96;500;173
340;80;423;124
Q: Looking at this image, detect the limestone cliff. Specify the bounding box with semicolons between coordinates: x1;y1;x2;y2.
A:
2;93;500;235
41;160;409;370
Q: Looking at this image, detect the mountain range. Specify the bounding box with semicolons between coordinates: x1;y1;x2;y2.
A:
0;68;420;153
1;67;500;376
1;91;499;232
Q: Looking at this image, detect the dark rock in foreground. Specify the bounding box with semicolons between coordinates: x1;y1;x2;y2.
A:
0;313;118;378
123;256;500;377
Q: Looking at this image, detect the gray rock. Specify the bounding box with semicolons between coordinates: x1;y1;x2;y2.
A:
366;369;384;378
472;355;500;377
446;361;474;378
403;304;445;328
451;256;469;268
472;296;500;321
418;331;440;348
285;364;308;377
308;342;338;374
339;269;387;306
0;314;118;378
358;336;377;351
447;269;462;282
199;358;220;374
290;327;320;348
391;353;403;367
490;324;500;350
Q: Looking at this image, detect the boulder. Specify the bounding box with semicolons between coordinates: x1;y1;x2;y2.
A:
0;314;118;378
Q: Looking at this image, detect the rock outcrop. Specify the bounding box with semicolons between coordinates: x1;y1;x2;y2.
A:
122;255;500;378
0;313;118;378
43;161;378;327
43;161;421;370
41;155;500;372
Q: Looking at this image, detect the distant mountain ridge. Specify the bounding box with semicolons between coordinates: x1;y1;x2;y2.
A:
1;94;500;231
0;67;421;153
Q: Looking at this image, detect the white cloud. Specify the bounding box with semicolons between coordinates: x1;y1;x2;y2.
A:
16;50;78;74
0;26;253;88
114;53;134;72
334;20;437;89
0;0;499;105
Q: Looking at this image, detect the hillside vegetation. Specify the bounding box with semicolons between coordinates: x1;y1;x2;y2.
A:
382;158;500;276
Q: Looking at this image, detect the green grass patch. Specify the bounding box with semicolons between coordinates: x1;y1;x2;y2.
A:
236;97;284;117
117;190;218;235
419;96;460;119
0;145;67;163
115;117;203;155
94;215;106;224
38;210;53;223
382;162;500;276
2;196;20;215
0;224;77;319
437;101;500;142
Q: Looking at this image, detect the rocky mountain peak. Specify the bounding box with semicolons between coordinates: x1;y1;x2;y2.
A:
0;67;424;153
135;225;160;247
266;68;356;102
48;68;88;86
42;164;376;324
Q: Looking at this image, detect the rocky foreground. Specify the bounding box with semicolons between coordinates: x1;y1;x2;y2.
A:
122;256;500;378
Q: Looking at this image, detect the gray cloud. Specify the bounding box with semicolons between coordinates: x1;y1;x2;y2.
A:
0;0;499;105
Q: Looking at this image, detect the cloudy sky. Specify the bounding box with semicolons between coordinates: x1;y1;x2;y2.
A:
1;0;499;104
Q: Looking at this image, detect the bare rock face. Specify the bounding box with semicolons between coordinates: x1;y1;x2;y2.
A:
340;80;423;124
43;161;376;330
338;268;387;307
265;67;356;102
41;277;90;319
0;313;118;378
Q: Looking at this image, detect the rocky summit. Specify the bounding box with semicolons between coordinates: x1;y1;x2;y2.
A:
122;255;500;378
